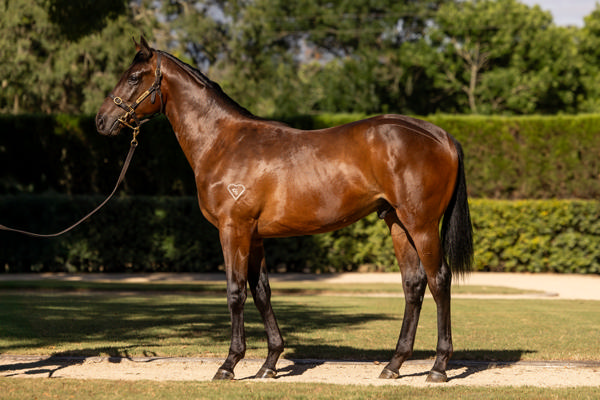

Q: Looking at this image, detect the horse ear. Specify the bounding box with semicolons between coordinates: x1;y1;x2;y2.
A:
140;36;150;49
136;35;152;60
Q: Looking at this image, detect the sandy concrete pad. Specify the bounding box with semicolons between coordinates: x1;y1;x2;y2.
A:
1;356;599;387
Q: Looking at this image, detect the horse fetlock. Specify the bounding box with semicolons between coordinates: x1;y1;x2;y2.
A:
268;340;284;354
436;342;453;360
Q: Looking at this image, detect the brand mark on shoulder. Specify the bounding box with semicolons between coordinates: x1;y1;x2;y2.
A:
227;184;246;200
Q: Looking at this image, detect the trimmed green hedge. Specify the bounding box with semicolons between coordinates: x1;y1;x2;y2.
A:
0;196;222;273
0;114;195;196
471;200;600;274
283;113;600;199
2;114;600;198
1;196;598;274
428;115;600;199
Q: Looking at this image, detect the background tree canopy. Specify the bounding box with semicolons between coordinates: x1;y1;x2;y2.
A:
1;0;599;116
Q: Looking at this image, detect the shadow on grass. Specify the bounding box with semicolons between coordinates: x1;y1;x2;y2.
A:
0;293;537;382
0;293;396;356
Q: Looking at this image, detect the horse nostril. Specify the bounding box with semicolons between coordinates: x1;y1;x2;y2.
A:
96;115;105;131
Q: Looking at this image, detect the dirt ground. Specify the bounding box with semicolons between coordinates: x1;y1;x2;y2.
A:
1;272;599;386
1;355;599;387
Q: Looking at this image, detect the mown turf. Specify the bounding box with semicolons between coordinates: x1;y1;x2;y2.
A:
1;379;599;400
0;292;597;361
0;279;540;295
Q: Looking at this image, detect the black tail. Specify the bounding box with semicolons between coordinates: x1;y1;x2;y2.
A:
441;136;474;277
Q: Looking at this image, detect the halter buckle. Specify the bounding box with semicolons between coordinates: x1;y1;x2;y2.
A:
131;127;140;146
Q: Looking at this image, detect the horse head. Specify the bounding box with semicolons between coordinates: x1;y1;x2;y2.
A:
96;36;164;136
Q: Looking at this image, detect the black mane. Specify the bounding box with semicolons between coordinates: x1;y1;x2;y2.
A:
157;50;258;119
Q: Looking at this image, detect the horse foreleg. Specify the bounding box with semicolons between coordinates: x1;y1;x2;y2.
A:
248;238;284;378
213;223;252;381
380;215;427;379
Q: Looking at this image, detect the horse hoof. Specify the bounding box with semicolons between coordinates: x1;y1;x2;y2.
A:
426;370;447;383
255;367;277;379
212;369;235;381
379;368;399;379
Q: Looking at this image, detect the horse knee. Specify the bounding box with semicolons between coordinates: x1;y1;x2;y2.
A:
227;283;247;311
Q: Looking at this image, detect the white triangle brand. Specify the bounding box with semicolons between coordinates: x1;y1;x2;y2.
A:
227;184;246;200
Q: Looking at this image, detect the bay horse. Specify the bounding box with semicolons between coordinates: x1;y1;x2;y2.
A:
96;37;473;383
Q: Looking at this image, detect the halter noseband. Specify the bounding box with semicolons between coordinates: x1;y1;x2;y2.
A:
109;52;164;143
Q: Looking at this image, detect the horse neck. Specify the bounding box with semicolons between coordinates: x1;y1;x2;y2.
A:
160;61;253;167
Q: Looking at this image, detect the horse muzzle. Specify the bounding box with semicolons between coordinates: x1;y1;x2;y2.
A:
95;112;124;136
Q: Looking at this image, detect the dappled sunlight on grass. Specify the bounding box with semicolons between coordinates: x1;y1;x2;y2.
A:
0;292;597;362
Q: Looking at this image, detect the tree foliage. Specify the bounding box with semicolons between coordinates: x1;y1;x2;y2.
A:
419;0;583;114
0;0;154;114
2;0;600;115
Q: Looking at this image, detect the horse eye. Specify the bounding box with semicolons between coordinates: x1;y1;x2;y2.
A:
128;74;141;85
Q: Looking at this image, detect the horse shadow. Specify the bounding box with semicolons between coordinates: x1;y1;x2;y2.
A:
0;346;150;378
0;356;76;378
276;348;537;381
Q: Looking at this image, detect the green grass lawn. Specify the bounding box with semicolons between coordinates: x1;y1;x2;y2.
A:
1;380;599;400
0;285;598;400
0;279;540;295
0;291;597;362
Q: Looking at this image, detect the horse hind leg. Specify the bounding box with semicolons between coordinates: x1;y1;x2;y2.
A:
379;213;428;379
411;224;453;383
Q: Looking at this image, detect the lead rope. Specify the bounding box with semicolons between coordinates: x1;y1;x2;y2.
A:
0;131;139;238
